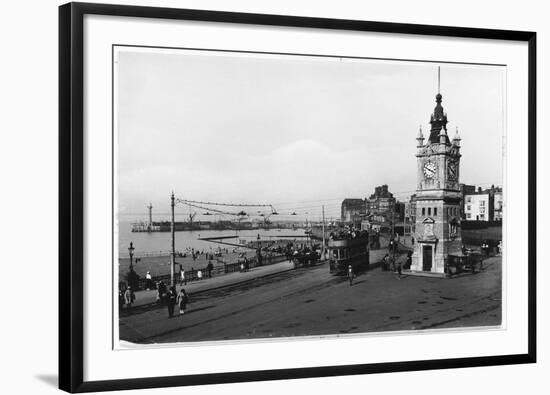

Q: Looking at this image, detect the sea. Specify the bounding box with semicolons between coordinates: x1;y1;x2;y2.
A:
118;218;307;257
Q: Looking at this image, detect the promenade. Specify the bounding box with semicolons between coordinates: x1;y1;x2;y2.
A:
119;249;257;279
124;259;296;309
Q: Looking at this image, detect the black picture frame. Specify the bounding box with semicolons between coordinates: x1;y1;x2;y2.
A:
59;2;537;393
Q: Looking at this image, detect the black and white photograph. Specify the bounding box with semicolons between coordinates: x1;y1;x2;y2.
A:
116;47;505;345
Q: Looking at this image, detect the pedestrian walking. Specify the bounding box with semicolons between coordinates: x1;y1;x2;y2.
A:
145;271;153;290
348;264;354;286
481;241;490;256
177;288;189;315
180;268;186;285
197;270;203;281
382;254;389;271
405;251;412;269
124;286;135;308
118;288;125;311
207;261;213;278
167;286;177;318
157;281;167;304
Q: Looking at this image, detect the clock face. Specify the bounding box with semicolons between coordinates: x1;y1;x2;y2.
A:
447;160;458;180
423;161;437;179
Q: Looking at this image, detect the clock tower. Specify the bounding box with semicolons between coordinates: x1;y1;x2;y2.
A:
411;87;463;275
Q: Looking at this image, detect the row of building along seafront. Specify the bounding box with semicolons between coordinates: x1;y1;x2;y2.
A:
341;183;502;234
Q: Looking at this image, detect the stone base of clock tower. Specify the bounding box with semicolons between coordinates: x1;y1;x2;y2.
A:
410;196;463;275
411;237;463;275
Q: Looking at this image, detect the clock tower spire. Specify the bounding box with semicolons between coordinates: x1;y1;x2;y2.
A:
410;68;463;276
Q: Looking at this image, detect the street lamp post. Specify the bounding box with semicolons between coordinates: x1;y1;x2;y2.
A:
305;212;310;247
170;192;176;287
321;205;326;260
128;242;135;271
391;201;396;271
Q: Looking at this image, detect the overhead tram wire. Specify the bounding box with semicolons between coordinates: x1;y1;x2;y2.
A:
181;202;249;217
174;197;279;217
176;198;274;209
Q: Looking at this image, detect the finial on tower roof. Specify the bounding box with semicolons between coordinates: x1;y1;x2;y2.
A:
428;66;449;144
453;126;461;144
417;125;424;139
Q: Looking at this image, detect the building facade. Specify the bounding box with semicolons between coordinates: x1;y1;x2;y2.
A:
341;185;405;226
464;192;492;221
494;190;503;221
463;186;502;221
404;194;417;234
459;184;476;219
341;198;366;223
411;89;463;275
366;185;395;216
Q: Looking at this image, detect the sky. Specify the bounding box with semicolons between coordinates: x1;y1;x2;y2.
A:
116;48;505;222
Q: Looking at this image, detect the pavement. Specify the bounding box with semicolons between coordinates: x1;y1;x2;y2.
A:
125;259;297;308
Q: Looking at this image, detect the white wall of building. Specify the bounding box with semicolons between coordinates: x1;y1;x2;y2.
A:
464;193;491;221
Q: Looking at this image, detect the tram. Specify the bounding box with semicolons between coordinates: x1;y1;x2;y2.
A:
328;231;370;275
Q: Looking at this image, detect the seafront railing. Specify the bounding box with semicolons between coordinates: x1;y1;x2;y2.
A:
119;253;288;291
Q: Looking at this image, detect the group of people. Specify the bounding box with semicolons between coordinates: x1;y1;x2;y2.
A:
289;246;320;267
329;225;368;241
119;286;136;310
179;247;227;262
155;281;190;318
119;279;191;319
178;261;215;285
239;256;250;272
480;241;491;256
381;251;410;278
166;286;189;318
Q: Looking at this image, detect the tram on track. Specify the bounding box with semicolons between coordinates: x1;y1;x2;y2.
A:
328;231;370;275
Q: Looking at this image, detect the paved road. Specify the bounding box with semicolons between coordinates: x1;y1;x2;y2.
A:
119;256;501;344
